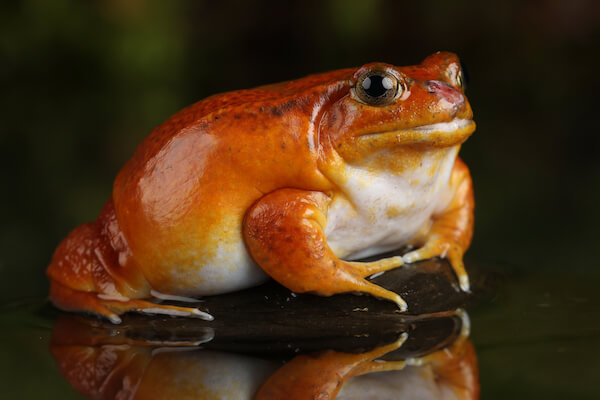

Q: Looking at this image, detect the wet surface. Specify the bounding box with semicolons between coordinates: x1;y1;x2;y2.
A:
1;257;598;399
47;310;474;399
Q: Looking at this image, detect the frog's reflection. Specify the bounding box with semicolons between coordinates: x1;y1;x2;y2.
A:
50;311;478;399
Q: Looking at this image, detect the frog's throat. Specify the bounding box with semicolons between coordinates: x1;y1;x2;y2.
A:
358;118;476;148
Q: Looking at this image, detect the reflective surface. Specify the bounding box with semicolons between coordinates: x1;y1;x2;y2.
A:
48;310;476;399
1;261;599;399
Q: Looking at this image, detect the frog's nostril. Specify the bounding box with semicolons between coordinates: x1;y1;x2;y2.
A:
426;80;447;93
426;81;437;93
426;80;465;110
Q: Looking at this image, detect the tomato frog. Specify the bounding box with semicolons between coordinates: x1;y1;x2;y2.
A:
47;51;475;323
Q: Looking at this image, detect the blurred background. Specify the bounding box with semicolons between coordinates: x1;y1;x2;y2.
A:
1;0;599;398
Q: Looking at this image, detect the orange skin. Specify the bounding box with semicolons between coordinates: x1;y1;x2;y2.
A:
47;52;475;322
255;335;479;400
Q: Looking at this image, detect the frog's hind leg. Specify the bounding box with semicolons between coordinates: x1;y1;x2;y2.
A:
243;188;406;310
49;280;123;324
403;311;479;399
49;280;213;324
102;296;213;321
47;210;213;323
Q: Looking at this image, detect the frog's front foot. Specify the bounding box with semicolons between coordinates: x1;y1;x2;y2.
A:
402;237;470;292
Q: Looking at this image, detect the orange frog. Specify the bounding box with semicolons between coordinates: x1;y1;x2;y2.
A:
47;52;475;323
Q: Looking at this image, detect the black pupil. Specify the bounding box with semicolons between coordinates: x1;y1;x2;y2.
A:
362;74;390;97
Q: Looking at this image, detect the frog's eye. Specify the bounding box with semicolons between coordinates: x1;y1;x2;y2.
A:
456;70;464;89
449;61;468;91
457;61;469;91
355;70;402;106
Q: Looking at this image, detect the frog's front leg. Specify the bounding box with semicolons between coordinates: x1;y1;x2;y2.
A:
403;157;474;291
243;188;406;309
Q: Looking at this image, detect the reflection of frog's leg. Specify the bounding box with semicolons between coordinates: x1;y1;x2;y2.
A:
406;309;470;368
404;310;479;399
255;333;407;400
409;338;479;400
428;339;479;399
50;339;153;399
402;157;474;291
243;188;406;309
50;281;213;324
47;221;213;324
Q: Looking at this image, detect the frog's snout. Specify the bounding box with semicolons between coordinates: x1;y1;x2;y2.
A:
425;80;468;117
426;80;465;106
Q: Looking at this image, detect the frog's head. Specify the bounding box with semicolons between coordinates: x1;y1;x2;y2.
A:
320;52;475;162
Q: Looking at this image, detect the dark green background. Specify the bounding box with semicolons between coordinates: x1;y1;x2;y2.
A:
1;0;599;398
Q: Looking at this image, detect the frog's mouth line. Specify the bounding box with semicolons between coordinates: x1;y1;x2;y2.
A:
359;118;476;148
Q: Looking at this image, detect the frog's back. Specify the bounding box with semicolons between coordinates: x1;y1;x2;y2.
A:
109;74;349;296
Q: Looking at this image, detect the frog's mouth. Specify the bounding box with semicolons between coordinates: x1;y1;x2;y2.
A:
358;118;476;149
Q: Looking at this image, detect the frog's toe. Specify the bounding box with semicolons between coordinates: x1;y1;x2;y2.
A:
343;260;407;310
402;246;441;264
347;255;404;278
403;243;471;293
355;279;407;311
50;285;216;323
458;273;470;292
136;306;214;321
446;251;470;292
49;281;124;323
107;300;214;321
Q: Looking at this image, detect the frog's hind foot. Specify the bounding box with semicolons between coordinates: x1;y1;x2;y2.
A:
101;297;214;322
49;281;213;324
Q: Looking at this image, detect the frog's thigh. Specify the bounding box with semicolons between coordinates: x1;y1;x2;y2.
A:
243;188;405;309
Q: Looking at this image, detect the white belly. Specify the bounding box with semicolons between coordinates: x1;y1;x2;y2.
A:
154;216;269;297
324;146;459;260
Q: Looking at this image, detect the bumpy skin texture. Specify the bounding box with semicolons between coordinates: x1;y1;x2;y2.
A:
47;52;476;322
